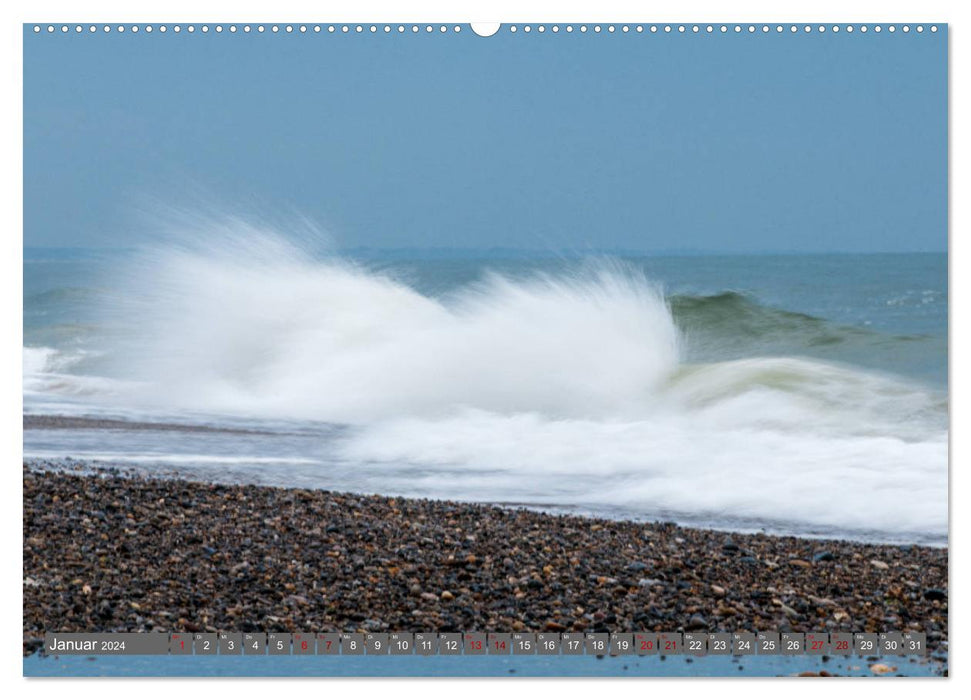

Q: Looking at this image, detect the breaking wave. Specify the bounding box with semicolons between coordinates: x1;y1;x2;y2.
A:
23;228;948;538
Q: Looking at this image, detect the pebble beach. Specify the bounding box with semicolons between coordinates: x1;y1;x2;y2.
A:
23;462;948;661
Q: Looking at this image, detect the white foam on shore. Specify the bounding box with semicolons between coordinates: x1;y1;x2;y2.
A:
24;450;319;466
23;346;127;399
337;408;946;536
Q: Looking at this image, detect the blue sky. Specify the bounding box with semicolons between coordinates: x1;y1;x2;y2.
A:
24;25;947;253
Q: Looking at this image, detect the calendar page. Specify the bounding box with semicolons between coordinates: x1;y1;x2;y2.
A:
22;16;948;679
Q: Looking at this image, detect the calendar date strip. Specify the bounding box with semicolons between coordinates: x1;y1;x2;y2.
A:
43;631;926;657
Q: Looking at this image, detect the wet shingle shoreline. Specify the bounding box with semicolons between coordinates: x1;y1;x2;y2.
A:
23;464;948;660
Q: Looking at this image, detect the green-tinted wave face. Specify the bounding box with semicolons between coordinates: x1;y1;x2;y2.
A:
668;291;942;384
671;291;866;344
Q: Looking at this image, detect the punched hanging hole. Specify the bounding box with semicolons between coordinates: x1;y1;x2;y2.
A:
470;23;500;37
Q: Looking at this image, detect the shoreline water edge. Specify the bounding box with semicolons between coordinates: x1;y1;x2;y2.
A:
23;461;948;674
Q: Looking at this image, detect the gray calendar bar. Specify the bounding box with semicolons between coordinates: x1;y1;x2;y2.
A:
316;633;340;655
903;632;927;656
389;632;414;655
43;633;168;655
488;633;512;654
365;633;389;655
341;633;364;655
193;633;217;655
268;633;291;655
659;632;683;654
708;633;732;655
415;632;439;656
243;632;266;655
609;633;634;656
512;633;536;654
561;633;584;655
635;632;658;655
292;632;314;655
781;632;804;656
831;632;854;655
585;632;608;655
219;632;242;655
169;632;192;655
733;632;756;655
537;633;560;655
684;632;706;656
806;632;829;655
40;631;928;656
880;632;905;656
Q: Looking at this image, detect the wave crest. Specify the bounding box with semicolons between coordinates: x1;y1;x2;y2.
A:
106;239;681;421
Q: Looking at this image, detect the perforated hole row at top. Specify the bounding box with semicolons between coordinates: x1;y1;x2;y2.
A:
32;24;466;34
31;23;941;35
507;24;937;34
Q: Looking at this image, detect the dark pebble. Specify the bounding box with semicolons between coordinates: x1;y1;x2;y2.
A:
21;463;949;658
686;614;707;630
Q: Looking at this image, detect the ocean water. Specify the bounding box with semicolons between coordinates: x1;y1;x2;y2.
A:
23;234;948;545
22;650;945;678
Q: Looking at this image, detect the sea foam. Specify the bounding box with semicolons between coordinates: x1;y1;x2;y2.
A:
107;231;681;422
